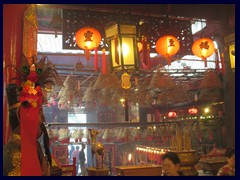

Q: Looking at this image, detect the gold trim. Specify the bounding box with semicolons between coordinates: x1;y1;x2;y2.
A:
9;103;21;110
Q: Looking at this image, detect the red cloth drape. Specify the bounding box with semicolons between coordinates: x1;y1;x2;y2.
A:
3;4;27;145
20;107;42;176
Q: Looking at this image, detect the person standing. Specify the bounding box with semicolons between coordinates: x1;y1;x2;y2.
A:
71;146;80;175
79;144;86;176
69;145;75;164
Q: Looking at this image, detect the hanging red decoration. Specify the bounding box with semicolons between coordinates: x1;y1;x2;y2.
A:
75;27;101;60
188;107;198;115
192;37;215;67
94;47;98;70
168;111;177;118
102;48;106;74
147;43;151;69
155;35;180;66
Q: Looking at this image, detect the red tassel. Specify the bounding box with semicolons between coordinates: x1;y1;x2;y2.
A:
94;47;98;70
215;50;220;72
147;43;151;69
77;80;80;91
102;49;106;74
85;49;90;60
141;36;148;69
220;53;225;75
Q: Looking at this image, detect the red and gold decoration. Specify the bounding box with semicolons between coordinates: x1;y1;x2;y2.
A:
121;72;131;90
5;55;62;176
23;4;38;62
75;27;101;60
19;63;42;176
155;35;180;66
192;37;215;67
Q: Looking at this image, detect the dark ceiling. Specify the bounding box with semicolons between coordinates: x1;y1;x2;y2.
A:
37;4;234;22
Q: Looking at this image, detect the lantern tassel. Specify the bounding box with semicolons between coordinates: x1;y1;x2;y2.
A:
147;44;151;70
203;58;207;67
167;56;171;66
102;49;106;74
94;47;98;70
220;53;225;75
215;49;220;72
141;36;148;69
85;49;90;60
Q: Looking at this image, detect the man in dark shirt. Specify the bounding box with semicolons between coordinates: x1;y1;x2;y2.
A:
79;144;86;175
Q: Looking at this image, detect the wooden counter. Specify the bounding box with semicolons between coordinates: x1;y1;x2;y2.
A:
198;157;227;175
115;165;162;176
87;167;109;176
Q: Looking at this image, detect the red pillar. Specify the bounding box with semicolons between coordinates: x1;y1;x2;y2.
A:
3;4;27;144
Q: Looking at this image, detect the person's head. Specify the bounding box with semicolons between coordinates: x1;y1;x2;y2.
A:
225;147;235;168
162;152;181;176
70;145;75;150
76;146;80;150
82;144;86;150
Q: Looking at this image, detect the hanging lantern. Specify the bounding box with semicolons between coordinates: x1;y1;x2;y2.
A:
192;38;215;67
188;107;198;115
75;27;101;60
168;111;177;118
155;35;180;66
105;23;138;71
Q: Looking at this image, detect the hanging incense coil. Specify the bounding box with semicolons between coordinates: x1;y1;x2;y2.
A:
82;80;98;102
98;88;114;105
148;71;176;91
93;72;118;90
200;70;223;89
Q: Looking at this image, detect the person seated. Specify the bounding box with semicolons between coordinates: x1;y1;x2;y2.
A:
161;151;184;176
217;147;235;176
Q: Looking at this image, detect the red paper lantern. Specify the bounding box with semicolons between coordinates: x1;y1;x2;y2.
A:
75;27;101;60
168;111;177;118
192;38;215;67
155;35;180;65
188;107;198;115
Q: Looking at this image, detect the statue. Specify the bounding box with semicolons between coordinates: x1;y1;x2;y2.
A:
88;129;104;169
3;55;62;176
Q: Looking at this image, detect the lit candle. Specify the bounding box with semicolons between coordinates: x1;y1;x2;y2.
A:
128;153;132;165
